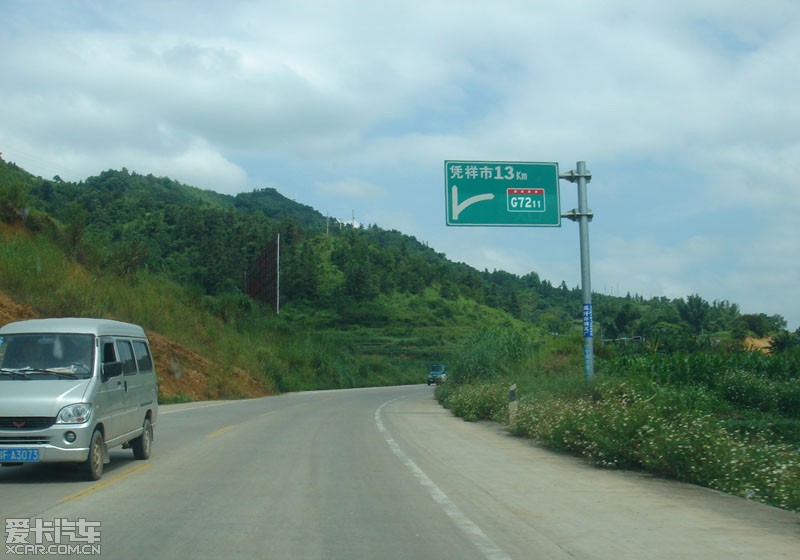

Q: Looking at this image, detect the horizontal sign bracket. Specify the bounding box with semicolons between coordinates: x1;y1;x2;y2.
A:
559;169;592;184
561;209;594;222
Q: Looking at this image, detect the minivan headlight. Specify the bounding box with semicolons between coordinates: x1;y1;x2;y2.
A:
57;403;92;424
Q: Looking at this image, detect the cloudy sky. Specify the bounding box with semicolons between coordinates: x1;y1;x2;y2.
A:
2;1;799;329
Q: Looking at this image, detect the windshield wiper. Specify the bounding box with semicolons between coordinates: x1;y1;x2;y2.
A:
13;367;79;380
0;368;31;380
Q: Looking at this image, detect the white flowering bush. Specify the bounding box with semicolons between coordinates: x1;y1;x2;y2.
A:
506;379;800;512
635;411;800;510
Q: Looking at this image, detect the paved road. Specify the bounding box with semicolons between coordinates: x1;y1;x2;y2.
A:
1;385;798;559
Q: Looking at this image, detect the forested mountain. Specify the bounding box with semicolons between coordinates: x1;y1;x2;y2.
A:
0;157;792;350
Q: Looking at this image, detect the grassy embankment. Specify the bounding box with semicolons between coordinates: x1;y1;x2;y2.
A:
436;329;800;513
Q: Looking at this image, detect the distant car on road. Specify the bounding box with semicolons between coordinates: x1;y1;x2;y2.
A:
427;364;447;385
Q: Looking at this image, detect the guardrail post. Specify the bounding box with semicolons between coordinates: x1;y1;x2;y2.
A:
508;384;518;427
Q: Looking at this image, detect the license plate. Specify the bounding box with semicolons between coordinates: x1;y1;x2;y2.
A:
0;448;40;462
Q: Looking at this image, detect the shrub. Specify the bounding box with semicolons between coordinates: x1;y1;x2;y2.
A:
505;377;800;512
437;381;509;423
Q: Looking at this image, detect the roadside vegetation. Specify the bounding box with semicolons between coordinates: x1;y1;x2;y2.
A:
436;328;800;513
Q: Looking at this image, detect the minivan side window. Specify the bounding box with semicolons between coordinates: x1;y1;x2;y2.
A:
132;340;153;373
102;341;117;364
117;340;138;376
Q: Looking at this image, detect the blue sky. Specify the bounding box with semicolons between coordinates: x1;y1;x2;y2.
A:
2;0;798;329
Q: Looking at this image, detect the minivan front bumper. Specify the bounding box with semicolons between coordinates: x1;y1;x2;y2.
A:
0;424;94;463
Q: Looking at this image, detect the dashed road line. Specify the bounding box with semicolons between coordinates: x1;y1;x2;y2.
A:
375;397;512;560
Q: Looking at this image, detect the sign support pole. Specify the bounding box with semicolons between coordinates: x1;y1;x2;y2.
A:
560;161;594;380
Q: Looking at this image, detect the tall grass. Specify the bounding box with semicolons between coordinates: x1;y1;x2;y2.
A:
446;324;541;385
607;351;800;419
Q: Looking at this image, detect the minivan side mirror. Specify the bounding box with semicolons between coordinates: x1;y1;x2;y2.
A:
102;361;123;381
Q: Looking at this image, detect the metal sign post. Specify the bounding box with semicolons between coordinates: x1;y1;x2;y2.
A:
560;161;594;379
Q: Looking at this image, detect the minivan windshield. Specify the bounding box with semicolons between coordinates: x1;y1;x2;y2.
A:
0;333;94;379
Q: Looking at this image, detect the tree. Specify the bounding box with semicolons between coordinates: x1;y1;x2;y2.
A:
63;201;88;261
609;301;641;339
708;299;740;332
768;330;798;354
331;233;380;300
285;240;322;301
677;294;710;335
738;313;785;338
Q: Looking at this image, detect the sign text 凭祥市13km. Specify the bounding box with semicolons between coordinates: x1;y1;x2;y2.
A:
445;161;561;227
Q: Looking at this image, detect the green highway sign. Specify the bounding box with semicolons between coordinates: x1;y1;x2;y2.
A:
445;161;561;227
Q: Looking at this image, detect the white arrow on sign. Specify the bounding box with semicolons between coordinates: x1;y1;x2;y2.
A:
451;185;495;221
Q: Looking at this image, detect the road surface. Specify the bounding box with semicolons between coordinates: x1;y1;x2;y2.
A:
2;385;798;559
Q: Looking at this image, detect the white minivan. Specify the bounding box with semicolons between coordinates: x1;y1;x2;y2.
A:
0;318;158;480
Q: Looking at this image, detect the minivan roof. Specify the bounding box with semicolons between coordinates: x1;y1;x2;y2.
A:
0;318;147;338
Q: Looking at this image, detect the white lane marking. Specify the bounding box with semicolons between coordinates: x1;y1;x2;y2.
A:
375;397;512;560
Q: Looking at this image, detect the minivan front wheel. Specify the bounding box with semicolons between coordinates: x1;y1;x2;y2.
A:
131;418;152;460
84;429;104;481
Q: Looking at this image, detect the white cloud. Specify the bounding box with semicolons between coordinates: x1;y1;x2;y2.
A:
596;234;730;300
314;178;385;200
133;137;250;194
702;144;800;212
729;220;800;326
